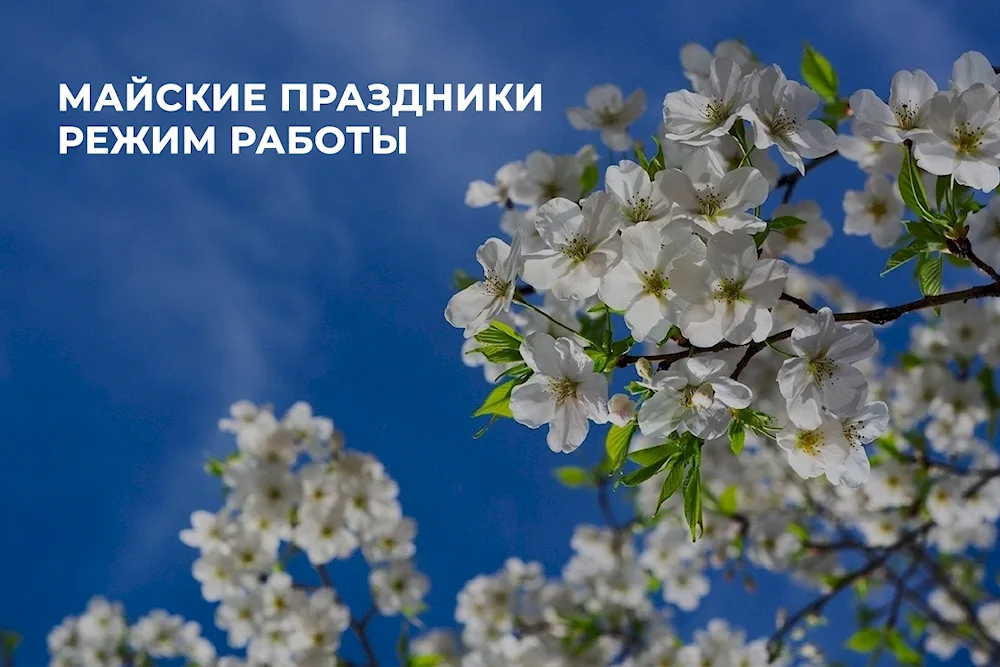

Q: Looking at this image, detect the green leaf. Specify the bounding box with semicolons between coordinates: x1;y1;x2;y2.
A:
787;521;809;543
729;420;746;455
903;220;947;243
886;629;921;665
648;136;666;177
452;269;477;292
977;366;1000;409
900;352;922;369
752;216;806;248
801;42;838;102
628;442;676;466
717;485;738;515
634;143;649;171
618;458;668;487
935;175;951;211
769;215;809;231
408;656;444;667
681;462;703;541
881;241;923;276
474;320;523;348
466;345;523;363
821;100;850;129
605;421;637;475
2;631;22;654
915;252;943;297
580;163;599;195
553;466;593;488
731;408;779;439
907;611;927;640
204;458;226;478
473;379;516;418
846;628;883;653
898;148;937;222
945;254;971;268
496;362;532;383
654;461;685;515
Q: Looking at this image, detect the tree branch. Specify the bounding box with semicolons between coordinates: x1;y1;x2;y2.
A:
619;279;1000;369
767;523;932;662
779;292;819;314
776;153;838;203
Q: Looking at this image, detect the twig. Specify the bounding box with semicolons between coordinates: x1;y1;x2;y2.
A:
351;605;380;667
953;236;1000;282
776;154;837;203
767;523;932;662
779;292;819;314
619;279;1000;369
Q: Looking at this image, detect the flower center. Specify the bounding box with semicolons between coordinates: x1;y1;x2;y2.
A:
868;199;888;218
624;195;653;223
540;181;561;200
640;269;668;296
597;108;620;125
807;357;836;383
548;378;580;405
563;234;592;262
954;122;985;156
697;188;723;219
783;225;803;242
702;96;734;126
483;272;511;297
714;278;745;305
795;428;825;457
767;110;799;137
892;102;920;130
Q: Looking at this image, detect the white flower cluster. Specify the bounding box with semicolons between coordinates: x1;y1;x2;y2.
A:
50;401;429;667
850;51;1000;192
48;599;215;667
840;50;1000;251
449;41;891;489
48;402;802;667
409;527;787;667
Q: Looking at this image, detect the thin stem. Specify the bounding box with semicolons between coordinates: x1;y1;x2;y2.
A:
514;295;591;344
776;153;837;203
350;605;380;667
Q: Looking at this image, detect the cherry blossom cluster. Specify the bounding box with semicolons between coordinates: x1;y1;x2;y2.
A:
448;37;1000;665
448;39;904;492
45;401;801;667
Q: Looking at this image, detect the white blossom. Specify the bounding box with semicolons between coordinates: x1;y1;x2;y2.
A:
638;357;753;440
567;84;647;150
671;231;788;346
509;332;609;453
523;192;623;300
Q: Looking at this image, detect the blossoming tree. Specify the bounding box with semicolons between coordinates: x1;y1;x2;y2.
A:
12;40;1000;667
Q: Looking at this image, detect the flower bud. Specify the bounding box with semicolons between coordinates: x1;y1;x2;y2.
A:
636;358;654;382
608;393;636;426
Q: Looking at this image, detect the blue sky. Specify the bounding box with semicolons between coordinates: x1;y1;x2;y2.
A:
3;1;1000;665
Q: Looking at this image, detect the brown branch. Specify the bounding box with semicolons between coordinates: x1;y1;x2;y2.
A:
313;564;380;667
351;605;380;667
766;523;933;662
779;292;819;314
953;235;1000;282
776;153;838;203
619;280;1000;369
